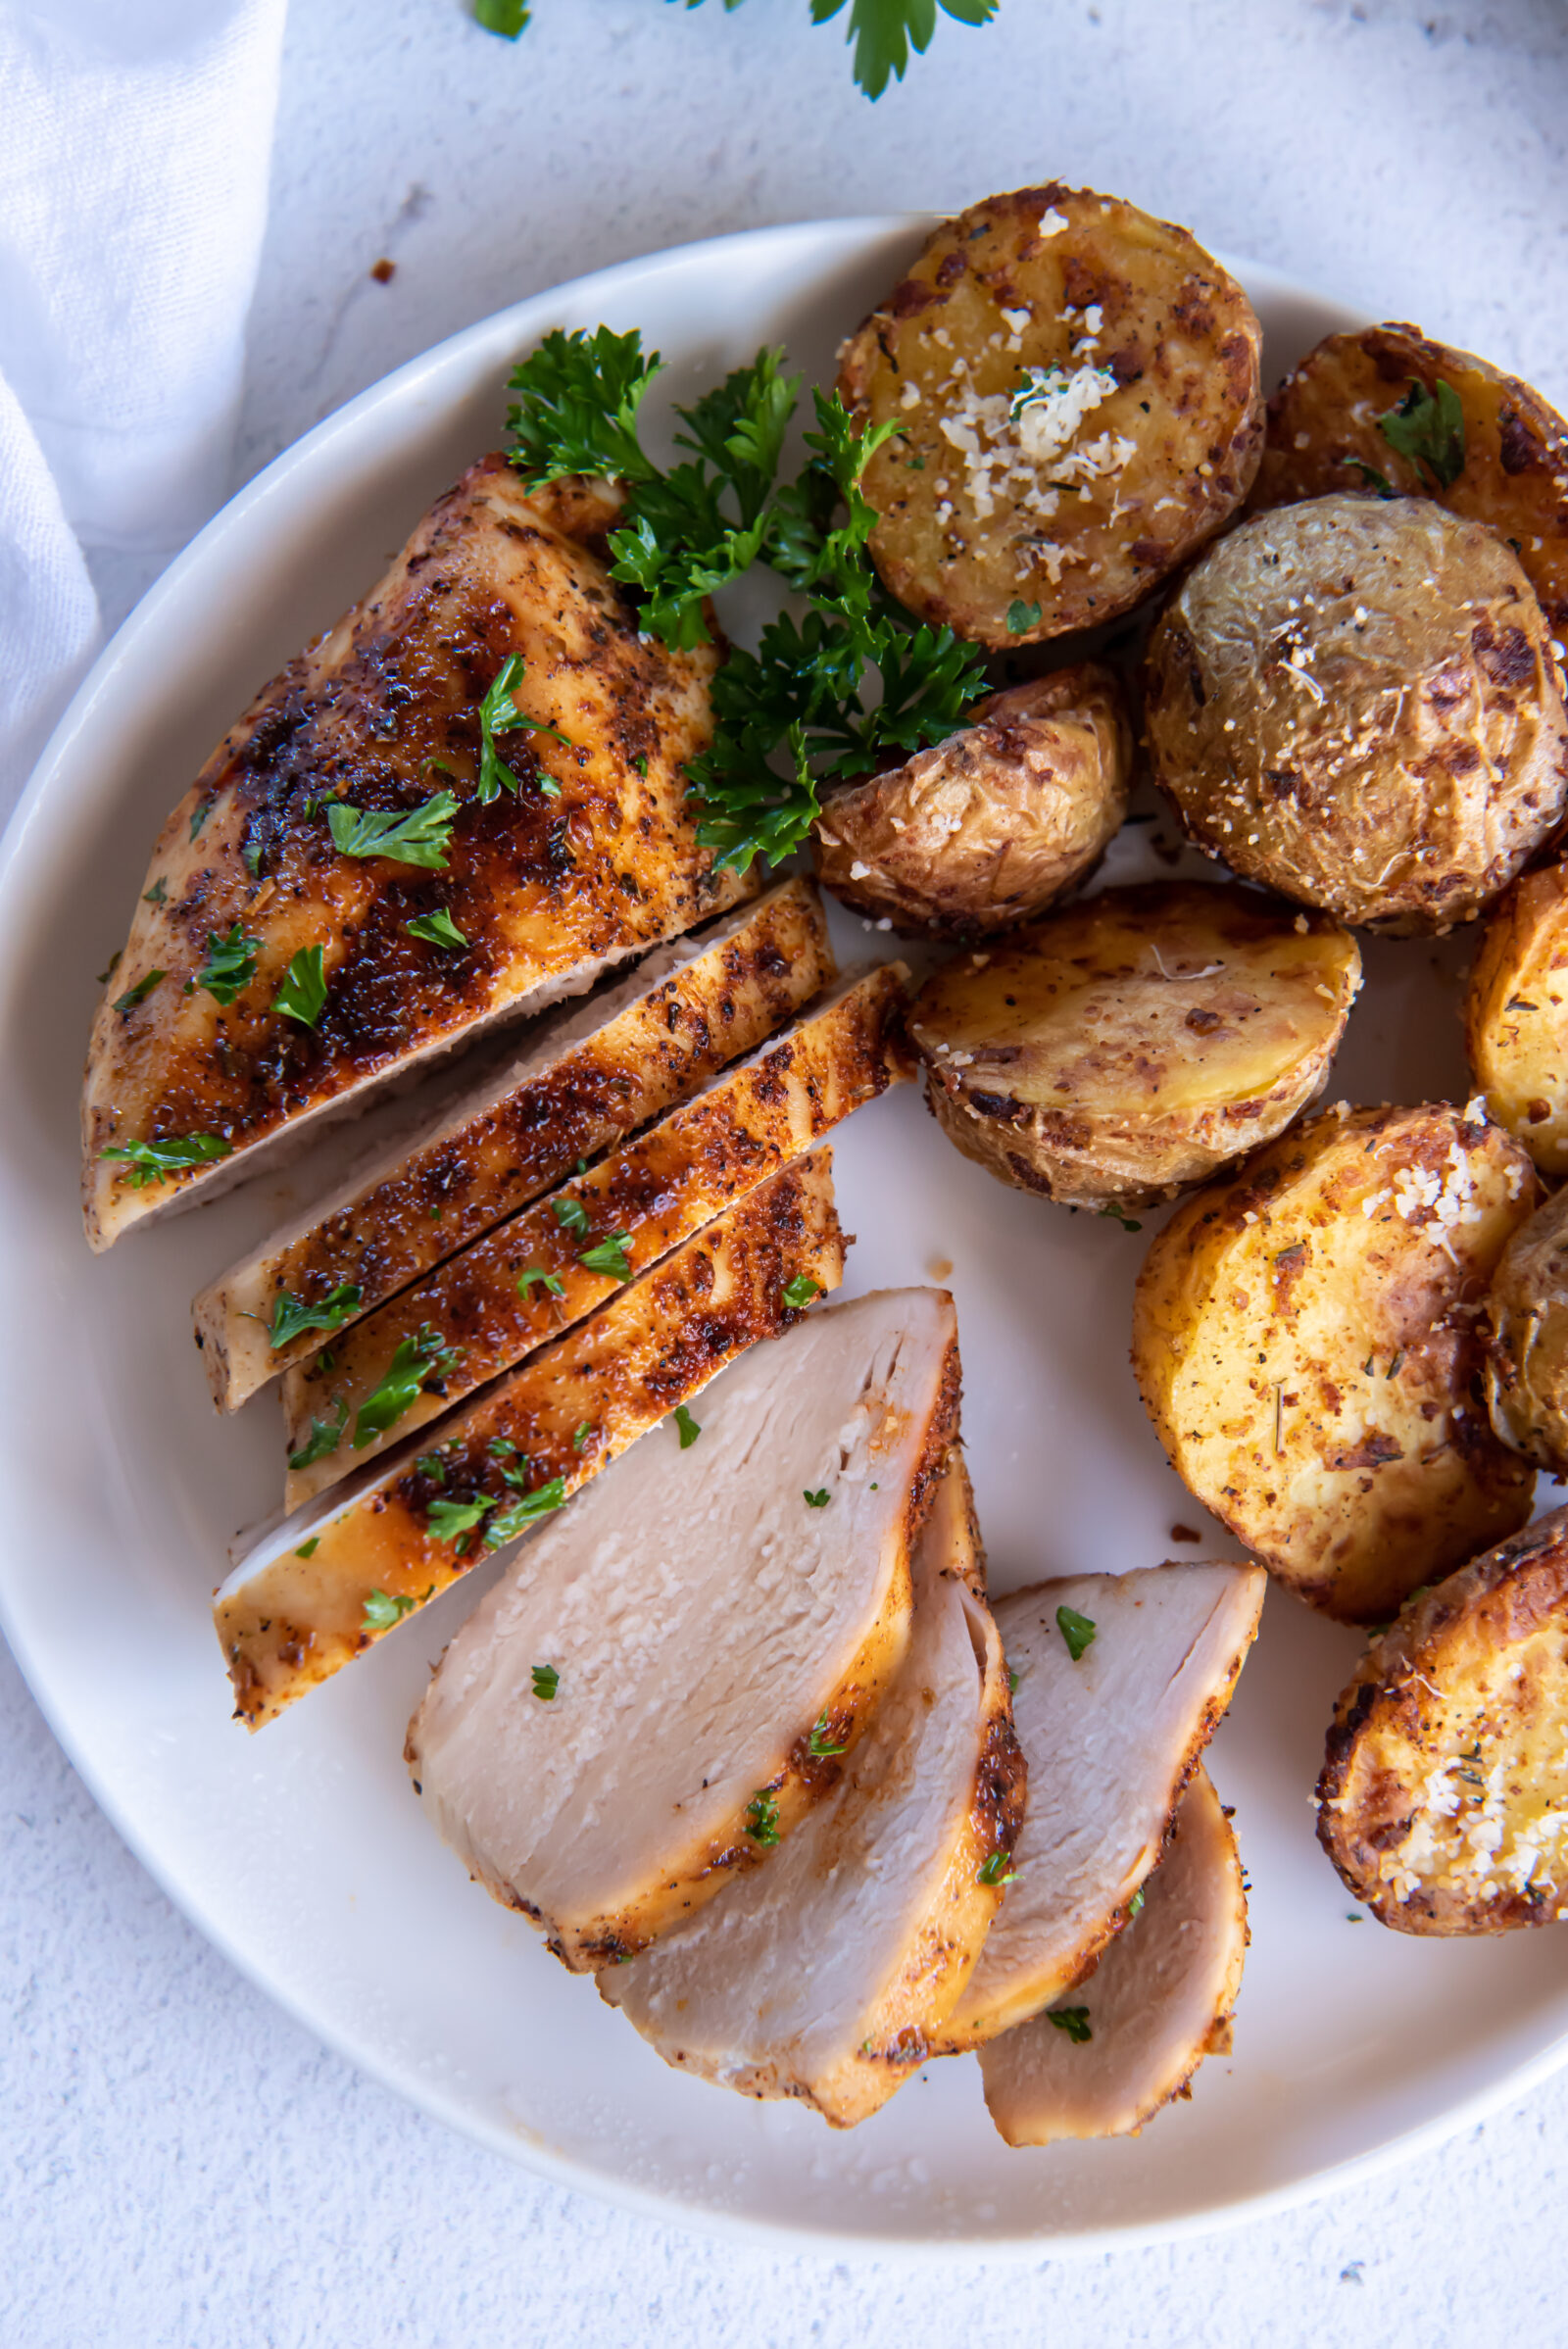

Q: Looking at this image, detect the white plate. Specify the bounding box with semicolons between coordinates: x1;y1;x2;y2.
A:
5;217;1567;2257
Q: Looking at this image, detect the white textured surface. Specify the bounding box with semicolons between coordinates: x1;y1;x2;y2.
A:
8;0;1568;2338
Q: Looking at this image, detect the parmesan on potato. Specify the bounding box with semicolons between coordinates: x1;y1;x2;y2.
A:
1144;494;1568;933
1318;1505;1568;1932
836;182;1263;648
1249;321;1568;636
1465;861;1568;1173
1132;1102;1540;1622
908;882;1360;1209
810;667;1131;939
1485;1183;1568;1474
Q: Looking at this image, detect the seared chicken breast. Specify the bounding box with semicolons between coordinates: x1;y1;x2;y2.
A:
405;1288;961;1969
84;458;745;1250
602;1455;1025;2127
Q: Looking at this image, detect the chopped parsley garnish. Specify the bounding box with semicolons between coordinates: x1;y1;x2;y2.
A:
416;1452;448;1484
142;877;167;905
1055;1604;1097;1662
781;1274;823;1309
571;1420;592;1452
484;1476;568;1543
1127;1885;1145;1920
978;1849;1018;1886
362;1587;419;1632
808;1712;848;1758
101;1131;232;1188
1347;457;1396;497
1047;2005;1093;2043
744;1790;781;1845
196;922;259;1005
1378;377;1465;490
578;1230;633;1281
272;944;327;1028
505;331;988;872
1006;599;1043;634
425;1496;490;1542
405;907;469;950
474;0;529;34
552;1196;591;1239
288;1401;348;1470
189;802;211;842
804;1488;831;1509
269;1282;363;1349
1098;1203;1143;1232
632;754;649;775
1007;1669;1019;1694
516;1265;565;1298
531;1662;560;1700
673;1403;702;1449
353;1326;461;1447
327;791;458;870
113;968;165;1012
475;654;572;804
294;1538;319;1559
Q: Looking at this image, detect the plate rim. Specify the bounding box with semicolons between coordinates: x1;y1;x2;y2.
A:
4;213;1559;2258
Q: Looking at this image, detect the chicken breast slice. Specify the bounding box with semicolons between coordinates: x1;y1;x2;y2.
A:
279;963;909;1504
194;879;833;1410
405;1287;961;1970
978;1767;1247;2147
217;1153;845;1730
933;1561;1265;2051
84;460;746;1251
601;1454;1026;2127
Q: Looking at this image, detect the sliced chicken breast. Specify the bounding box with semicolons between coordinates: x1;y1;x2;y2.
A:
280;964;908;1504
933;1561;1264;2051
405;1287;961;1970
194;880;832;1410
84;459;745;1252
601;1455;1025;2127
217;1154;845;1729
979;1767;1247;2147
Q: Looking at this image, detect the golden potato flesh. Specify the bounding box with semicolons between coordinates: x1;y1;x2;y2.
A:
1145;494;1568;932
810;666;1131;939
1318;1507;1568;1933
907;882;1360;1209
1485;1182;1568;1473
1132;1102;1539;1623
836;182;1263;648
1465;861;1568;1173
1249;321;1568;636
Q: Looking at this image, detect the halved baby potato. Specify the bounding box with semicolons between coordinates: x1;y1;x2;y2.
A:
836;182;1263;647
907;881;1360;1209
1144;494;1568;933
1485;1182;1568;1473
1465;861;1568;1173
1249;320;1568;635
1132;1102;1540;1623
1318;1504;1568;1932
810;666;1132;939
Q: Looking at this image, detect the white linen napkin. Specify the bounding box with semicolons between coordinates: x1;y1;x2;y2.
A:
0;0;288;823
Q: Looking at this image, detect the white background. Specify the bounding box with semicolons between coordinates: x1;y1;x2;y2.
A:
8;0;1568;2341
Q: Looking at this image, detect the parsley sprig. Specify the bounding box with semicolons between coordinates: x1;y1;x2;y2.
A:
505;333;988;872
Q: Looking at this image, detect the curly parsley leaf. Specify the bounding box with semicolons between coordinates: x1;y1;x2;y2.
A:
269;1282;363;1350
506;324;664;485
406;907;468;951
353;1326;462;1448
288;1400;348;1471
272;944;327;1028
808;0;1000;98
1378;377;1465;490
327;792;458;871
196;923;259;1005
101;1131;231;1189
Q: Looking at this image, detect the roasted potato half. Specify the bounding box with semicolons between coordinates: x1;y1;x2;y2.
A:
1132;1102;1539;1623
810;666;1131;938
837;182;1263;648
1317;1505;1568;1932
907;882;1360;1209
1485;1183;1568;1473
1465;861;1568;1172
1250;321;1568;635
1145;494;1568;932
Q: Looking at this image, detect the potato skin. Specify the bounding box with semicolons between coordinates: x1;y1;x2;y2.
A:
810;667;1131;939
1465;861;1568;1172
1145;494;1568;933
1317;1505;1568;1932
908;881;1360;1209
1132;1102;1539;1623
1249;320;1568;636
1485;1183;1568;1472
837;183;1262;648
